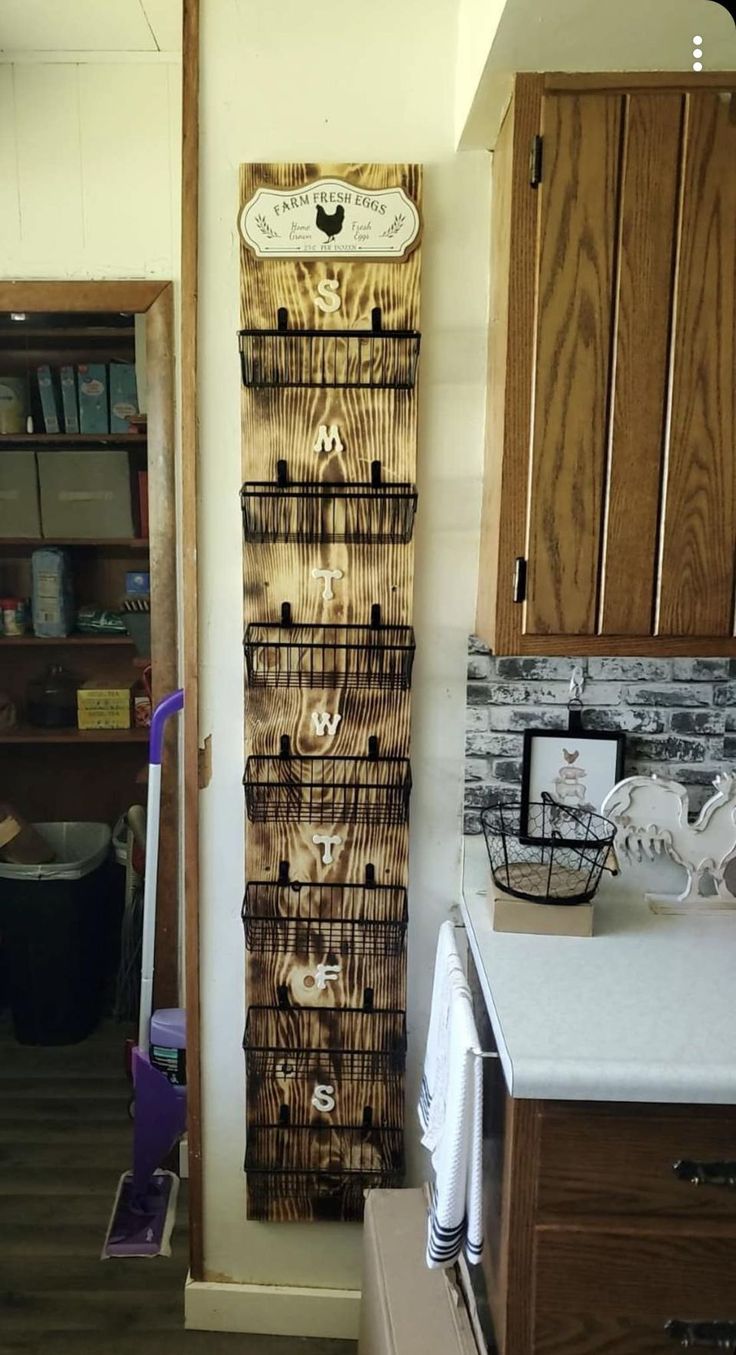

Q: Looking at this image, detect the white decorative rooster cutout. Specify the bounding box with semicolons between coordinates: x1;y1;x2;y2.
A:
601;774;736;914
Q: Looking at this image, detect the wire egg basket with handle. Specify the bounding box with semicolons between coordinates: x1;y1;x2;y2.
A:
480;795;617;905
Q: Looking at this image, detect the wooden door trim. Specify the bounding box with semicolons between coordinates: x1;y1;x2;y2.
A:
0;280;168;312
181;0;203;1281
546;72;736;92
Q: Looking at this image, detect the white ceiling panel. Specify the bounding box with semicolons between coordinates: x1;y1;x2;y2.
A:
141;0;182;52
0;1;159;53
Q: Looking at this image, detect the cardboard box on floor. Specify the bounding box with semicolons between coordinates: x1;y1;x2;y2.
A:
359;1188;478;1355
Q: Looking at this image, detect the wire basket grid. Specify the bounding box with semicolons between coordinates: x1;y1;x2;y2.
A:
244;753;412;826
243;880;408;956
481;799;616;905
244;621;415;692
241;479;417;545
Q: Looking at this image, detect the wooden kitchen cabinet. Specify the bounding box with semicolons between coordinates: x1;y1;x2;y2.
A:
467;968;736;1355
477;73;736;656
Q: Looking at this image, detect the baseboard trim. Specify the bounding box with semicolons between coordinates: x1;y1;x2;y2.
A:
185;1275;361;1339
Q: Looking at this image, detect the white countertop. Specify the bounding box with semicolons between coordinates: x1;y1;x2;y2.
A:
460;834;736;1104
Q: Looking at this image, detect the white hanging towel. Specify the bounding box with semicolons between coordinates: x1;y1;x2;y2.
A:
419;920;484;1269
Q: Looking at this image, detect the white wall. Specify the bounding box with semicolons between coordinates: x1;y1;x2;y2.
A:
0;60;181;279
197;0;490;1311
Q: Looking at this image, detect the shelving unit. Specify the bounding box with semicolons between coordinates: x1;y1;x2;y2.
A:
0;726;149;744
0;308;151;823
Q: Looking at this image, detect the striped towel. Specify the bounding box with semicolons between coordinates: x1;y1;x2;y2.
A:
419;921;483;1269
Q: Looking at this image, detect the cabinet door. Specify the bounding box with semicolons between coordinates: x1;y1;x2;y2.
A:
522;86;736;645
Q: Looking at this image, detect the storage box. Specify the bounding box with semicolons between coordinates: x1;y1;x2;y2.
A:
37;366;60;433
59;366;80;434
38;450;134;539
77;681;131;730
359;1190;478;1355
109;362;138;433
0;452;41;538
76;364;108;434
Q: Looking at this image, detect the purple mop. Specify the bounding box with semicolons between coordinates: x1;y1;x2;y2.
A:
102;690;188;1259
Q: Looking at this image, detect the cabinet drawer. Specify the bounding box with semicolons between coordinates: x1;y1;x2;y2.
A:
535;1227;736;1355
538;1103;736;1220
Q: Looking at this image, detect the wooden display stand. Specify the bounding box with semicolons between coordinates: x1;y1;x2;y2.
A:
491;887;594;937
239;163;421;1221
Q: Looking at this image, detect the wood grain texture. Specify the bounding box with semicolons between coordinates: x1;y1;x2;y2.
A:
498;1097;542;1355
535;1226;736;1318
599;95;683;636
246;688;410;758
146;283;180;1010
0;281;168;312
526;93;623;635
512;632;736;657
243;542;412;626
538;1101;736;1221
475;100;513;649
477;76;543;654
546;73;736;93
241;162;419;1220
181;0;203;1281
239;164;421;332
657;92;736;637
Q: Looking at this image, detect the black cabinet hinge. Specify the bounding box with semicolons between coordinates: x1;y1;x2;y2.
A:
513;557;527;604
529;135;543;187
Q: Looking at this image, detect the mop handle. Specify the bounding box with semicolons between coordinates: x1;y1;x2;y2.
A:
138;689;184;1050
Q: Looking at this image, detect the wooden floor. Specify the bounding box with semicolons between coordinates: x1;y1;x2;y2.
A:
0;1018;356;1355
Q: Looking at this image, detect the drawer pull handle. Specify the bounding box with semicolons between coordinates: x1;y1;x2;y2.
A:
673;1159;736;1188
666;1321;736;1350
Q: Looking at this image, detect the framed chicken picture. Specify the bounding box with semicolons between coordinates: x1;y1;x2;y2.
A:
520;728;626;841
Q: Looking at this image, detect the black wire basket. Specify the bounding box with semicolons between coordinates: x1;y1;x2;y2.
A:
243;737;411;826
480;798;616;905
243;1006;407;1083
239;307;420;390
244;608;415;692
245;1120;404;1221
242;878;408;957
241;462;417;545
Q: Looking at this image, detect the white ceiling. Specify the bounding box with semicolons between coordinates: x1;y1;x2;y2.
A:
0;0;182;54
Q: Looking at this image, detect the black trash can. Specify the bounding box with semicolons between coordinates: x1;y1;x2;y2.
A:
0;822;112;1045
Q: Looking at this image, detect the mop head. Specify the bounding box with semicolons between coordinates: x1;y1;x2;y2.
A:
102;1169;179;1259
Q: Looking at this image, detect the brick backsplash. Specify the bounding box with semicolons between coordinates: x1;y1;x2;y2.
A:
464;640;735;834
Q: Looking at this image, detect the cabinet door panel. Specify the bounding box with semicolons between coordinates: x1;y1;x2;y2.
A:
599;95;682;636
526;94;622;635
657;92;736;637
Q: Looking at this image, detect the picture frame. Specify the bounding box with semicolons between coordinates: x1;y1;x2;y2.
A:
520;728;626;840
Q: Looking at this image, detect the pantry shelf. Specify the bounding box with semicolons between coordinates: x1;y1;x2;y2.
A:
0;538;150;550
0;434;146;446
0;726;149;745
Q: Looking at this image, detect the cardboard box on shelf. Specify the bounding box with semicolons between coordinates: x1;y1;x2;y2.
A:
36;365;61;433
0;804;55;865
359;1189;478;1355
0;452;41;538
76;364;108;434
37;449;134;539
109;362;139;433
77;681;132;731
59;365;80;433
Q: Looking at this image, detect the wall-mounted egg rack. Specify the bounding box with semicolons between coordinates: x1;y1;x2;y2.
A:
239;161;421;1222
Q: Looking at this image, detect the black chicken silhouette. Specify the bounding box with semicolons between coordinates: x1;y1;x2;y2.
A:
315;204;345;240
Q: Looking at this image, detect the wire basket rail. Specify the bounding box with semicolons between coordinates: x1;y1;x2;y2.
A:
245;1121;404;1221
240;465;417;545
243;738;411;825
243;1006;407;1083
242;878;408;956
238;307;420;390
244;611;415;692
